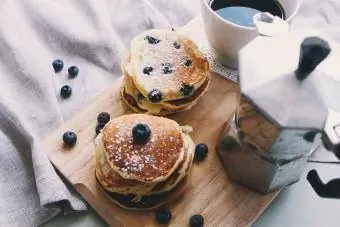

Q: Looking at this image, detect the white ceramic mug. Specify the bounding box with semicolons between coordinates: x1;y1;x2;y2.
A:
202;0;300;69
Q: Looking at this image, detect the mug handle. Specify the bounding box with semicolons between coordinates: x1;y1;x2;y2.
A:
253;12;290;37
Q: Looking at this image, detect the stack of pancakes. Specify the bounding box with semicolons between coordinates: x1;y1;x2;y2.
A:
121;29;210;116
95;114;195;210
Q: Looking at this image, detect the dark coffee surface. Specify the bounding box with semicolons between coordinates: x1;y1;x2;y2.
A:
211;0;285;20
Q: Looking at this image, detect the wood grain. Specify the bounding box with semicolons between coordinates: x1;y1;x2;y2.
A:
43;73;278;227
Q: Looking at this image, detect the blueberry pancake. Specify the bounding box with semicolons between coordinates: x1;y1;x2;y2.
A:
120;72;210;114
120;29;209;115
95;132;194;195
94;114;195;210
120;86;199;116
96;175;189;210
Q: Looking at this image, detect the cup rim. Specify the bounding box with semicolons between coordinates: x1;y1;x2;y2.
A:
203;0;301;30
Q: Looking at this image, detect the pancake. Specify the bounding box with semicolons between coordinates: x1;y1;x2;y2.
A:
95;132;194;195
102;114;185;183
165;76;210;107
95;134;157;195
122;75;164;113
94;114;195;210
128;29;209;102
96;174;189;211
122;65;211;111
120;87;198;116
147;133;194;195
120;87;181;116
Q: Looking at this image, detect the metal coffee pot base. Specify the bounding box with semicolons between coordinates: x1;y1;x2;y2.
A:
217;116;318;194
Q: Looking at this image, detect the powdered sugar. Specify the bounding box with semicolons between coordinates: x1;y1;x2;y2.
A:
129;30;207;97
103;115;184;181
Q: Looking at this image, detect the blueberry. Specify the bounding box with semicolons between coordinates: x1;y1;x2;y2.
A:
184;59;192;67
62;131;77;146
132;123;151;144
163;67;173;74
52;59;64;73
194;143;208;161
148;89;162;103
97;112;110;124
144;36;161;44
190;214;204;227
68;66;79;78
173;42;181;49
180;84;194;97
143;66;153;75
95;123;105;135
162;63;173;74
155;208;172;224
60;85;72;99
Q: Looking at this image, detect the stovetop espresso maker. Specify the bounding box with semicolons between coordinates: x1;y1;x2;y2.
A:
217;13;340;196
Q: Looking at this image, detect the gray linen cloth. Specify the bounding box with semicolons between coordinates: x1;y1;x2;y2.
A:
0;0;196;226
1;0;340;226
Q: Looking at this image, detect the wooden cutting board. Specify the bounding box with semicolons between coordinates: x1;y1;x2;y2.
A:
43;72;278;227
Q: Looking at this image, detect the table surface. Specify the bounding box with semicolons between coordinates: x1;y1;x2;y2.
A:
43;17;340;227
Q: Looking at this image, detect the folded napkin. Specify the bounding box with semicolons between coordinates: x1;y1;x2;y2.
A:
0;0;196;226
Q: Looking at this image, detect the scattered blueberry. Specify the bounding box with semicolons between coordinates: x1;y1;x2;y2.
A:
180;84;194;97
190;214;204;227
148;89;163;103
184;59;192;67
144;36;161;44
97;112;110;124
171;27;175;31
95;123;105;135
194;143;208;161
68;66;79;78
62;131;77;146
173;42;181;49
143;66;153;75
132;123;151;144
60;85;72;99
155;208;172;224
52;59;64;73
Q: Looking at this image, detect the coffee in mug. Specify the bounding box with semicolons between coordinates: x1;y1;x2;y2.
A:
211;0;285;27
202;0;300;69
